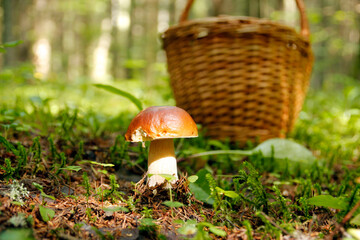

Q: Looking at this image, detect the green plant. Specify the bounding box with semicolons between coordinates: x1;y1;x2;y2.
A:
15;143;27;178
271;185;292;222
82;171;92;200
1;158;15;180
48;137;59;160
32;182;55;204
235;162;269;213
70;140;84;165
86;208;97;223
0;135;20;156
138;218;162;239
103;174;121;202
0;228;35;240
141;207;153;218
109;135;129;167
30;136;42;175
54;152;67;176
242;220;253;240
206;173;235;216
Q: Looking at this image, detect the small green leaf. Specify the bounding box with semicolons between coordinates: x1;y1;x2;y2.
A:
60;166;82;172
3;40;23;48
162;201;184;208
32;182;44;191
11;201;24;206
79;160;114;167
39;205;55;222
0;228;35;240
177;221;197;235
215;187;239;199
188;175;198;183
199;222;227;237
156;174;176;182
307;195;348;210
140;218;156;226
93;84;143;111
40;192;56;201
97;169;108;175
189;169;214;205
208;226;227;237
103;206;129;213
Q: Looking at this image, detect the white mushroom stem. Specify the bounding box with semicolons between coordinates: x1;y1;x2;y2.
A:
147;138;178;188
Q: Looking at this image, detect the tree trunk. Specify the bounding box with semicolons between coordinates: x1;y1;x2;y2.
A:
2;0;32;67
353;34;360;80
249;0;260;18
169;0;176;26
110;0;122;80
211;0;224;16
126;0;136;79
144;0;159;86
2;0;13;67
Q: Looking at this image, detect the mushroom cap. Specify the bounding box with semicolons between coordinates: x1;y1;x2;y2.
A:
125;106;198;142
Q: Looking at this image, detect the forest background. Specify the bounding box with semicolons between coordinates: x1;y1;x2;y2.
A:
1;0;359;116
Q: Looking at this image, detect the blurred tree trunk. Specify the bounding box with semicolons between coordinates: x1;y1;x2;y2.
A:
353;40;360;80
260;0;268;17
244;0;250;16
126;0;136;79
110;0;122;80
317;0;327;89
351;5;360;80
250;0;260;17
144;0;159;86
2;0;32;67
32;0;53;79
2;0;13;67
211;0;224;16
169;0;176;26
81;14;91;78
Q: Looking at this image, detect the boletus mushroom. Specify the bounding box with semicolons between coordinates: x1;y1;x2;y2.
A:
125;106;198;187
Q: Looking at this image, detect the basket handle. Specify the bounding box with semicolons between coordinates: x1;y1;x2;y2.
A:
179;0;310;38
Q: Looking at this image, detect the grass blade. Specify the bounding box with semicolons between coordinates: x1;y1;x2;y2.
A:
93;84;143;111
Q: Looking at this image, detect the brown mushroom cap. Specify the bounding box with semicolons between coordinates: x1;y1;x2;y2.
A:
125;106;198;142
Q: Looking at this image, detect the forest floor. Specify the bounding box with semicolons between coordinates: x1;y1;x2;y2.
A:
1;80;360;239
0;132;355;240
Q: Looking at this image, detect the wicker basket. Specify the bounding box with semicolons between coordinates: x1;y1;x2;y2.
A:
162;0;313;144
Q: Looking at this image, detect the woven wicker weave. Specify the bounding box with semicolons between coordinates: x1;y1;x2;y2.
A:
162;0;313;144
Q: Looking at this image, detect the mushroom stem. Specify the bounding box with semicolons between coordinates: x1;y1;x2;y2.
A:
147;138;178;187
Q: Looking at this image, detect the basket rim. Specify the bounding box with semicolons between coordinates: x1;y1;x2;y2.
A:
162;16;313;52
163;15;305;37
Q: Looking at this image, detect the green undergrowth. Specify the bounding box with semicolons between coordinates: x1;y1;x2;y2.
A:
1;73;360;239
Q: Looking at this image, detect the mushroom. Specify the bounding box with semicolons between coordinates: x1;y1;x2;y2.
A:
125;106;198;187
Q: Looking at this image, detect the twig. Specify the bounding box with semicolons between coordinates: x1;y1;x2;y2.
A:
325;199;360;240
342;199;360;225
